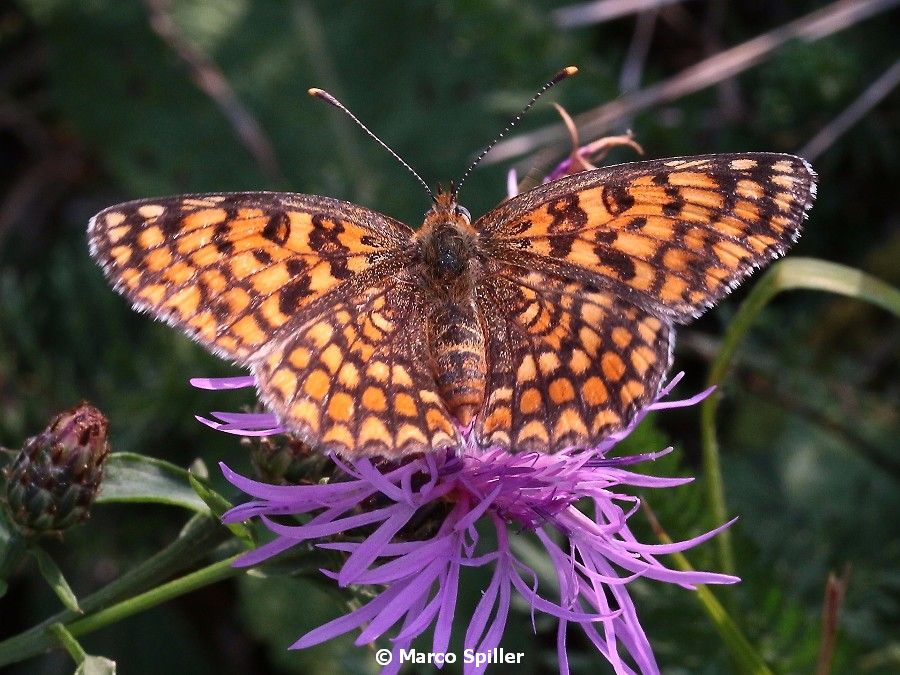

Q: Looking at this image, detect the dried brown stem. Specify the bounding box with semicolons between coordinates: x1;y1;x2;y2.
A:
619;8;658;101
490;0;900;168
816;567;851;675
800;59;900;161
142;0;284;184
554;0;693;28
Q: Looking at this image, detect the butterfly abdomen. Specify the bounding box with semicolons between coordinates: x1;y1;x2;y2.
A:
427;301;486;427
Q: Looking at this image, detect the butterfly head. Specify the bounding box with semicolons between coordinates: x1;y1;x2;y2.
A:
423;183;470;227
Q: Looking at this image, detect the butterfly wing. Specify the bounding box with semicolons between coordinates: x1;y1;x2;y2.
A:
89;192;460;457
474;264;672;452
88;192;413;364
470;152;815;451
478;153;816;322
253;279;461;457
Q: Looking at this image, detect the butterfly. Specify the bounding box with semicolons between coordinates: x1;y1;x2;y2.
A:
88;147;816;458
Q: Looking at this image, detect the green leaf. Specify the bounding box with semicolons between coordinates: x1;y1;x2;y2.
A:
76;656;117;675
96;453;209;514
188;472;253;544
701;258;900;573
187;471;230;519
237;574;371;675
0;579;7;599
31;547;81;612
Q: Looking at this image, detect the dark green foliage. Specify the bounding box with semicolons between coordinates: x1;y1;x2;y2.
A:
1;0;897;673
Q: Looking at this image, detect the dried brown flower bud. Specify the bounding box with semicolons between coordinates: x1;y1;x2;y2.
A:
4;402;109;535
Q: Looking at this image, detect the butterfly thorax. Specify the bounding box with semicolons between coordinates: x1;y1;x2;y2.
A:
413;190;487;427
414;188;484;298
418;224;477;290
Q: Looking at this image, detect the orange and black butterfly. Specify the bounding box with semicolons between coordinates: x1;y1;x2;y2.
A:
88;71;816;459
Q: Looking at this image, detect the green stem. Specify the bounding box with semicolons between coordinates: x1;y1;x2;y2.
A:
691;582;774;675
701;258;900;575
48;623;86;665
701;276;780;576
0;513;231;666
65;555;241;639
644;501;774;675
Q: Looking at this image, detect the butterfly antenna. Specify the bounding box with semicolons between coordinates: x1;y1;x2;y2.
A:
308;88;434;200
455;66;578;195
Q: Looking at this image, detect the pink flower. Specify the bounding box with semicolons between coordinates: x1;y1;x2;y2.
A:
205;373;738;674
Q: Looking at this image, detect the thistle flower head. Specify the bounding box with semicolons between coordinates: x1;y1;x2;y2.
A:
3;402;110;536
202;374;737;674
191;121;737;672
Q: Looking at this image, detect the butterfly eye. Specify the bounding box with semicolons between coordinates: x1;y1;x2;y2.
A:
455;206;471;222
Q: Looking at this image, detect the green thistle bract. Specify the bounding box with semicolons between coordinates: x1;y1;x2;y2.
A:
243;432;332;486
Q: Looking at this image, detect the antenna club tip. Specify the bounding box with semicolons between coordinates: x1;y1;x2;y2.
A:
308;87;339;106
553;66;578;82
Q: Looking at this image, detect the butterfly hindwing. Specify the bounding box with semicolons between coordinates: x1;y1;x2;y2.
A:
88;192;413;364
478;153;816;322
475;264;672;452
254;279;460;457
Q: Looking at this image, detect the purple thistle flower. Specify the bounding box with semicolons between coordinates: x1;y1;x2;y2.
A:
191;376;286;436
194;117;736;673
198;373;738;674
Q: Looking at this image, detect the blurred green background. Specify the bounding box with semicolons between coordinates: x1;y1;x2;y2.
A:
0;0;897;673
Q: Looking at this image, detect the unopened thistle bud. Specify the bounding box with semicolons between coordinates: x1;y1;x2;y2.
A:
3;402;109;535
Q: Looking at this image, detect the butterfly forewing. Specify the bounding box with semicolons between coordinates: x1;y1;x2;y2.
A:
478;153;816;322
88;192;413;364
